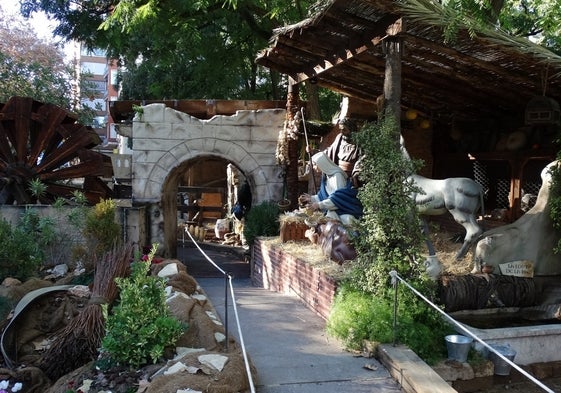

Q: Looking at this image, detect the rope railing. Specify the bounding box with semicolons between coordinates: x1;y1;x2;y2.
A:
389;270;555;393
184;229;256;393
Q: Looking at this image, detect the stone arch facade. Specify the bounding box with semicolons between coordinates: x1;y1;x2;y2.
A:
129;103;286;256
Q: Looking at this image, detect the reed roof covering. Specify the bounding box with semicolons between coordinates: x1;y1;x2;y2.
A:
256;0;561;121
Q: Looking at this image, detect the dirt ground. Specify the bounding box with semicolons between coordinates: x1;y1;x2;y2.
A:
0;259;254;393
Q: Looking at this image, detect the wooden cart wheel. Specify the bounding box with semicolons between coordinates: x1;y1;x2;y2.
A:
0;96;113;205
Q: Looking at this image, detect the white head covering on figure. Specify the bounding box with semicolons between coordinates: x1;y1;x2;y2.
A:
312;152;347;178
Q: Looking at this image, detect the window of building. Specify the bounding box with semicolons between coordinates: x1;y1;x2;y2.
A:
81;62;107;76
87;80;106;93
81;98;106;111
80;47;106;57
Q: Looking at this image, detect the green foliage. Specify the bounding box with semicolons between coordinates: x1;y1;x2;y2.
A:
53;197;67;208
83;199;122;258
496;0;561;53
243;201;280;244
28;178;48;202
549;160;561;253
327;115;451;365
71;190;89;206
0;5;74;107
326;284;394;350
18;207;78;267
101;245;185;368
351;116;425;294
0;218;43;281
19;0;342;116
327;283;453;365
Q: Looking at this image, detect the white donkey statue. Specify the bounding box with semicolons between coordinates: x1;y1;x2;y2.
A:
401;137;485;262
408;174;485;259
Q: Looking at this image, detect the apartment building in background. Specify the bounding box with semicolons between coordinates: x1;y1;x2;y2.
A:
78;46;119;152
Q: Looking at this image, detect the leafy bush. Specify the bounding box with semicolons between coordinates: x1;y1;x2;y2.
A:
101;245;185;368
328;283;452;365
351;115;425;294
0;219;43;281
243;201;280;244
327;115;452;365
327;283;394;349
548;160;561;253
83;199;122;258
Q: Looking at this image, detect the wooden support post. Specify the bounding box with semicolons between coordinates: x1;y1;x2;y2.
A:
286;78;300;209
383;35;403;138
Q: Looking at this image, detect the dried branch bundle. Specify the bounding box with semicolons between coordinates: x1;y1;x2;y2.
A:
41;243;133;380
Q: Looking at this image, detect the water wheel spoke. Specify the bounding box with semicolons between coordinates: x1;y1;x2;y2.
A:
0;96;113;204
4;97;34;162
84;177;113;201
0;181;32;205
78;149;114;178
28;104;70;166
36;130;103;174
0;124;14;164
39;160;108;181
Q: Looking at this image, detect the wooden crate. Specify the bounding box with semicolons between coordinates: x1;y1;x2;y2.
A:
280;221;308;242
198;192;222;207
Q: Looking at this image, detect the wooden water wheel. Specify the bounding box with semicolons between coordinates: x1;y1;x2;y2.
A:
0;96;113;204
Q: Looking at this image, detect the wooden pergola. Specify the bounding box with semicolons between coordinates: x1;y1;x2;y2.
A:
256;0;561;217
256;0;561;122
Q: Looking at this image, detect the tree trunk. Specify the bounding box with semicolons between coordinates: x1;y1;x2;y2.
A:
304;82;321;120
383;36;402;138
286;79;300;209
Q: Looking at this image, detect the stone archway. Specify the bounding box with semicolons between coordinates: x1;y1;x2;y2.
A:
129;103;286;256
160;155;253;257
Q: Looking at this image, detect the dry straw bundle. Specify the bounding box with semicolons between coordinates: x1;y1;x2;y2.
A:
41;243;133;380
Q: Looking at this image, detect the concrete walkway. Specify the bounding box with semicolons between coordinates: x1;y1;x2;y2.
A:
198;277;402;393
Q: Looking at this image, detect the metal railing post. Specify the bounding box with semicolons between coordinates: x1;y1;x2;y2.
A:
390;270;398;346
224;272;230;352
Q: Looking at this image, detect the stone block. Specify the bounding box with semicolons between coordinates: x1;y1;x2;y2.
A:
472;360;494;377
141;103;166;123
433;360;475;381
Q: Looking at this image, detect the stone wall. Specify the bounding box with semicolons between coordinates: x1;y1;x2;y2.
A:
0;205;147;263
131;104;286;204
251;238;338;320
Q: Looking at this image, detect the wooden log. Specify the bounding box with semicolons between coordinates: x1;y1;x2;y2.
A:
439;274;537;312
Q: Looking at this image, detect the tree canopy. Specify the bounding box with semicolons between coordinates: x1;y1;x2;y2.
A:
19;0;325;101
16;0;561;105
439;0;561;53
0;4;74;107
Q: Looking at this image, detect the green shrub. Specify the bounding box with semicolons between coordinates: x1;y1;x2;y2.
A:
548;160;561;253
326;283;394;350
0;218;43;281
243;201;280;244
326;115;452;365
101;245;185;368
83;199;122;258
327;283;452;365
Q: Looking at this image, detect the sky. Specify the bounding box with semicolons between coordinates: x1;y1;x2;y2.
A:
3;0;60;41
2;0;75;60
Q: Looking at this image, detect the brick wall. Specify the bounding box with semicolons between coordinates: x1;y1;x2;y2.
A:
251;239;338;320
